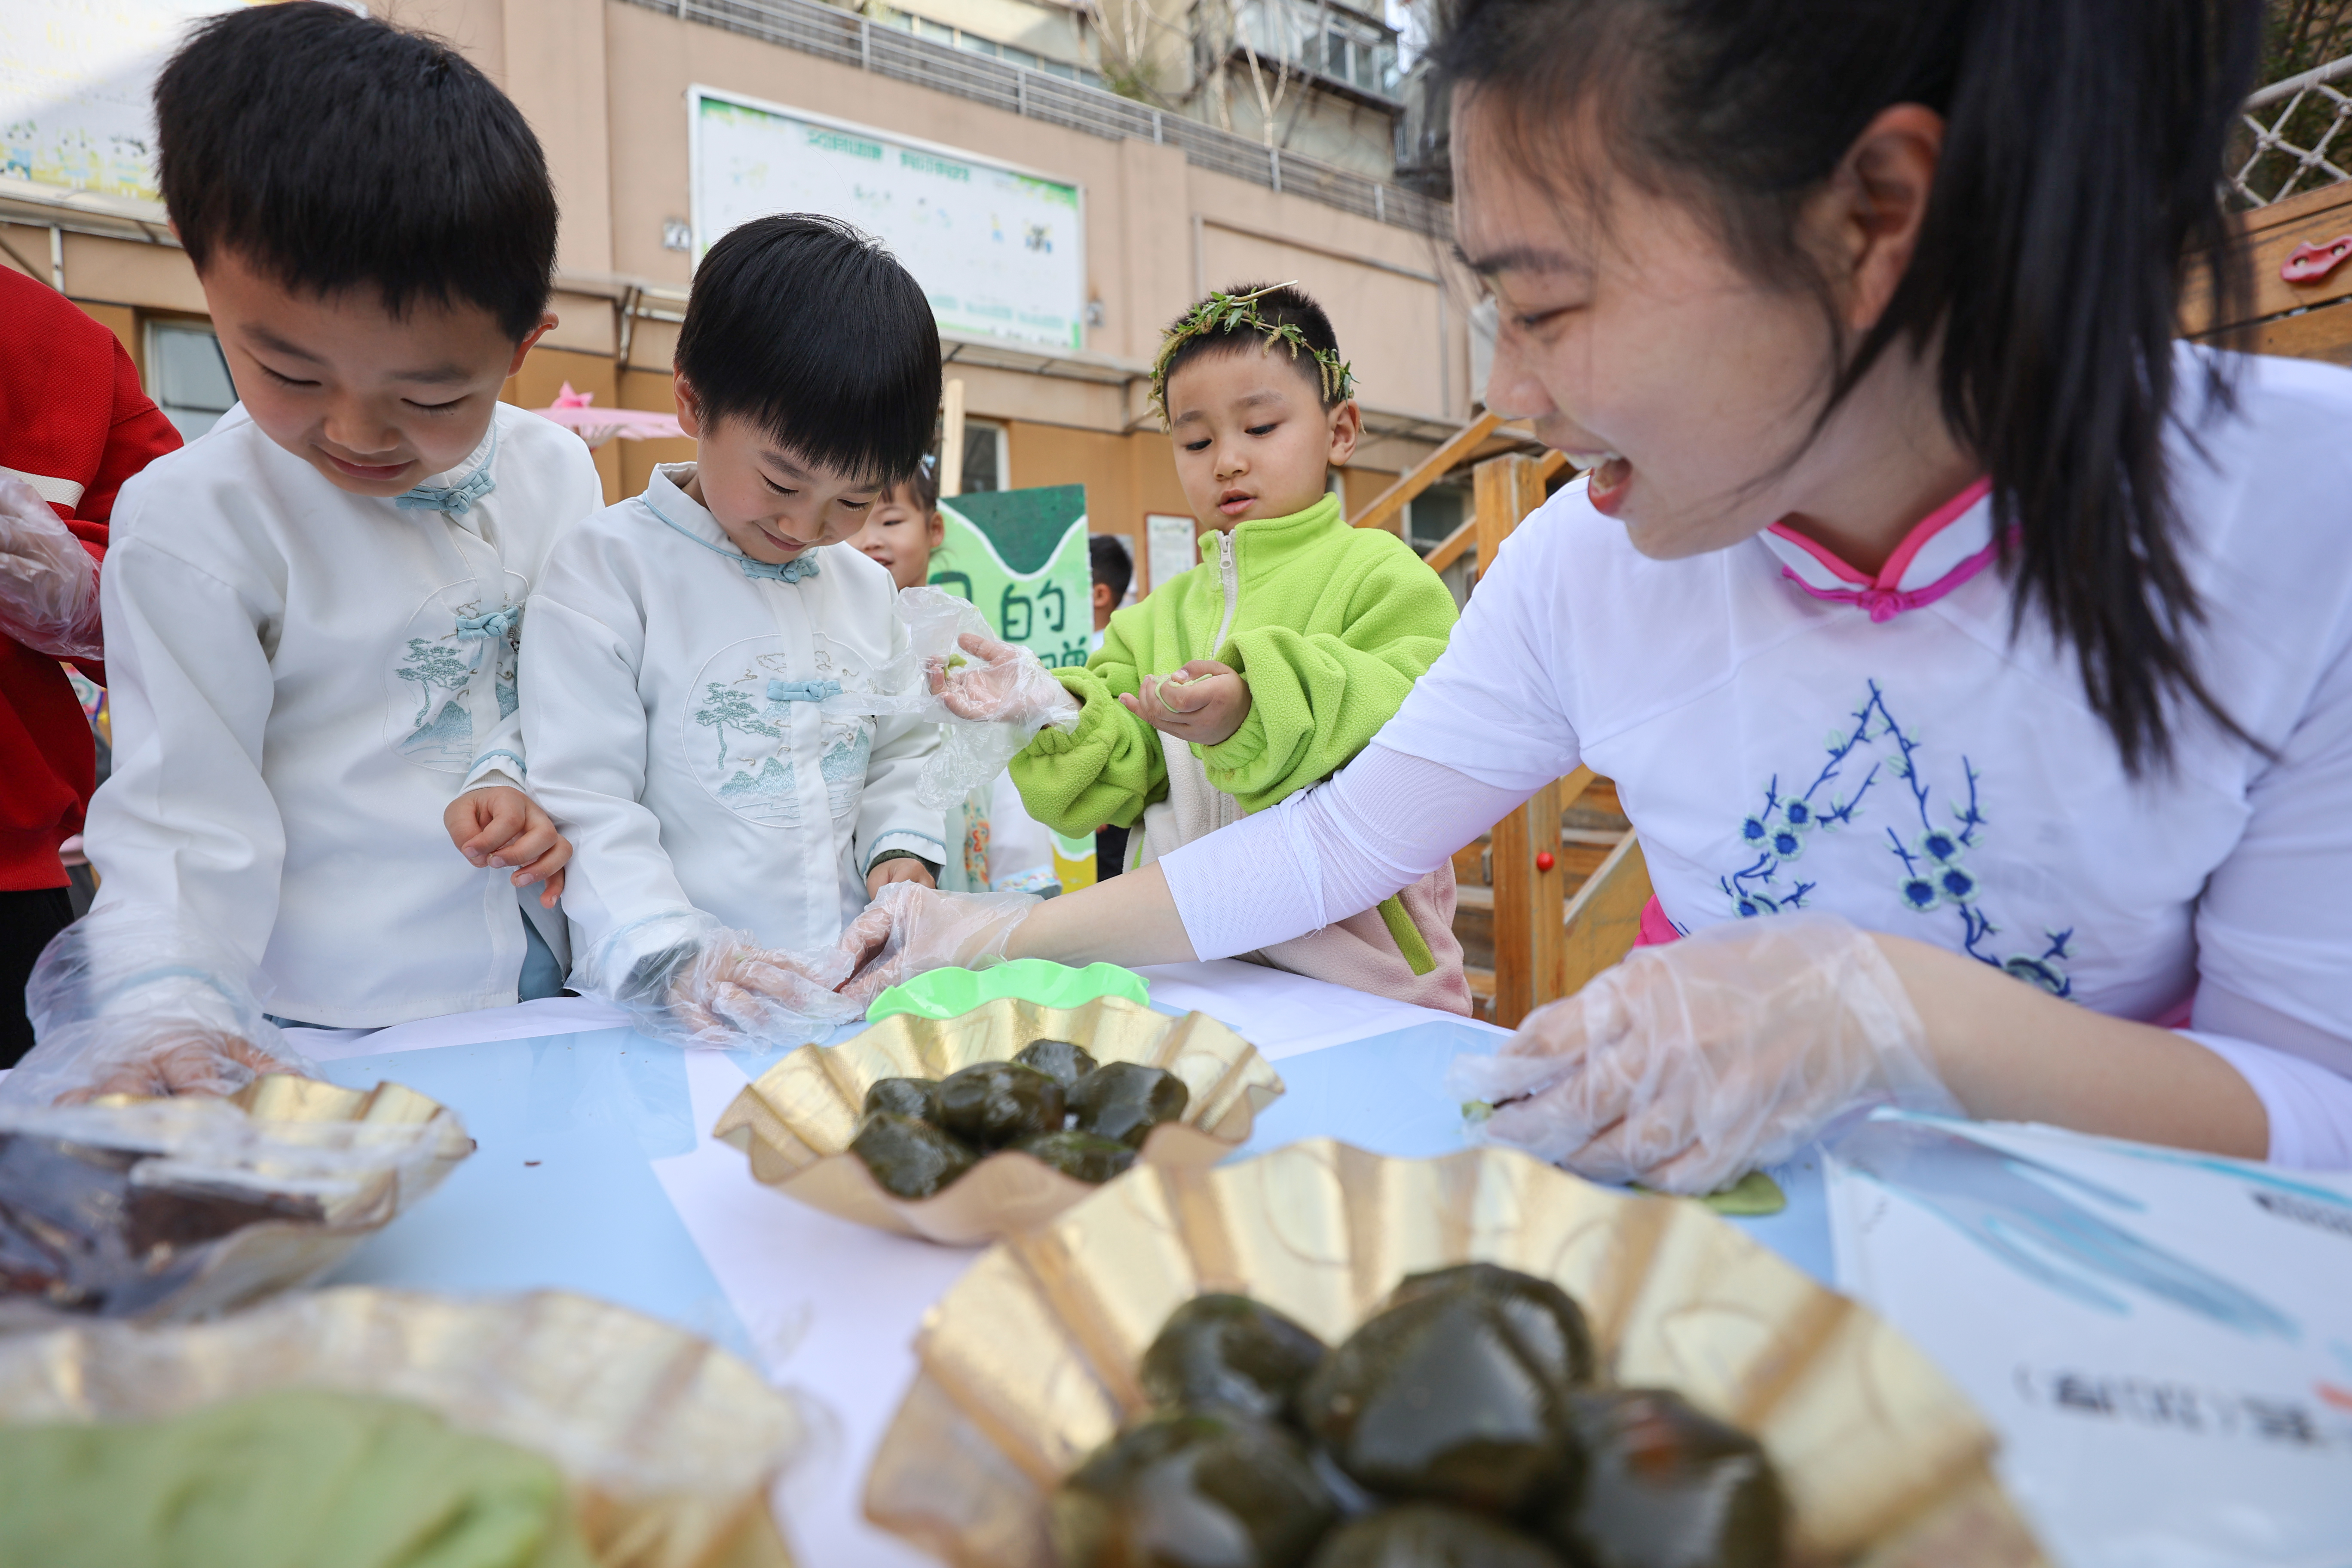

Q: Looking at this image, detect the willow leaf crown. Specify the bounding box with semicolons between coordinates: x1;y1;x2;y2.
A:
1148;281;1357;427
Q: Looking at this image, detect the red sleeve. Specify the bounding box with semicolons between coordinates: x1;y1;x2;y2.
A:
77;338;181;531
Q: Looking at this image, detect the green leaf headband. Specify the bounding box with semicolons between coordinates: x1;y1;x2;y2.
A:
1148;282;1357;428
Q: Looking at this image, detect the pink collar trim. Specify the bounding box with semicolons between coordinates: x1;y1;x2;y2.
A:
1759;477;1996;624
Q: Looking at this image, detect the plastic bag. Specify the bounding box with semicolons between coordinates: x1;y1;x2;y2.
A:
1447;911;1956;1194
0;476;102;662
577;908;873;1051
823;587;1080;810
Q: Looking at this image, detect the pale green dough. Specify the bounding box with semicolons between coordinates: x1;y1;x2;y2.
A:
0;1389;595;1568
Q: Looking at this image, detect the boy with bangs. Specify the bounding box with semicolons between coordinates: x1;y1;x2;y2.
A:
68;3;600;1058
522;216;949;1046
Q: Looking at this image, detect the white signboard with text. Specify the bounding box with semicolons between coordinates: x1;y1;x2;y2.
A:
0;0;249;200
690;87;1084;353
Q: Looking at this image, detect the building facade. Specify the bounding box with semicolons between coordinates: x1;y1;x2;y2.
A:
0;0;1473;590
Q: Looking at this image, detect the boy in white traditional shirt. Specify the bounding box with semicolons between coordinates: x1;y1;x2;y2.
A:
52;4;599;1078
524;216;949;1047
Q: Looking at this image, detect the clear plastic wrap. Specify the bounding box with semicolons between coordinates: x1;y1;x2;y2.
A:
0;475;103;662
834;882;1041;1008
825;587;1081;810
9;904;310;1110
577;908;873;1051
1447;911;1958;1195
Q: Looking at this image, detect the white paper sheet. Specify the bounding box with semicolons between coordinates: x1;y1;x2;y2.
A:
1134;958;1508;1061
1825;1113;2352;1568
282;995;632;1060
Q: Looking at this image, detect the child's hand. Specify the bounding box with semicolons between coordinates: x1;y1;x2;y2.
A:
1120;659;1252;747
927;631;1079;729
444;786;570;908
865;854;938;898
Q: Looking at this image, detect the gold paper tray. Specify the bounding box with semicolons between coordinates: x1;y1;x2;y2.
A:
864;1138;2050;1568
4;1074;474;1325
0;1286;806;1568
714;996;1283;1246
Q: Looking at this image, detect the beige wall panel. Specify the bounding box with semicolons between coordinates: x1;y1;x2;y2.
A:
45;233;205;315
502;345;622;503
952;363;1125;431
623;316;683;375
505;0;615;277
1199;221;1447;423
1114;137;1193;364
387;0;510;82
1341;464;1396;518
544;289;619;354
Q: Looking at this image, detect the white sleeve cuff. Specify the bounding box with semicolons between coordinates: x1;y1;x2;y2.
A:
2181;1029;2352;1168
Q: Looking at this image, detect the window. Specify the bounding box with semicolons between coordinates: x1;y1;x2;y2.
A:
1406;476;1467;551
147;322;238;441
959;419;1009;494
1232;0;1401;99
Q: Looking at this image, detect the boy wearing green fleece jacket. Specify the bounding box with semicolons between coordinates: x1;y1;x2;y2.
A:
1001;283;1469;1012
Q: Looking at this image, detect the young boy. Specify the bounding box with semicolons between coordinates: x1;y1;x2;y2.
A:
76;4;599;1044
522;216;948;1045
1089;533;1133;645
998;284;1469;1011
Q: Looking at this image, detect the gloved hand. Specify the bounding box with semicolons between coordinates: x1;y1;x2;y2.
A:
1447;912;1957;1194
5;904;313;1109
596;915;868;1050
835;881;1041;1006
0;475;102;661
928;631;1081;732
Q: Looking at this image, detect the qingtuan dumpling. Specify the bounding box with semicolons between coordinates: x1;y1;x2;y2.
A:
861;1077;941;1124
1300;1283;1574;1514
1140;1293;1327;1424
1307;1504;1567;1568
1547;1389;1786;1568
936;1062;1066;1148
1052;1410;1337;1568
1014;1038;1098;1089
1068;1062;1189;1148
1013;1130;1136;1184
1384;1264;1596;1390
849;1111;978;1199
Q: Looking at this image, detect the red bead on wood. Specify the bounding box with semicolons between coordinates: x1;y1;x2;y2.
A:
1535;851;1556;872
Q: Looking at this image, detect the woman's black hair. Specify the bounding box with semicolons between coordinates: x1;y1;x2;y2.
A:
677;215;942;487
1435;0;2265;772
156;2;556;342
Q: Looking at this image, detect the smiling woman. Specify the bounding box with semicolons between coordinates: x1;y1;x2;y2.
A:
855;0;2352;1188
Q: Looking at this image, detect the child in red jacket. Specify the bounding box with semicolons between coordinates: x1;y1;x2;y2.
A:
0;267;181;1064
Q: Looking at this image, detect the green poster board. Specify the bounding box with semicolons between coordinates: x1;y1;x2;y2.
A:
930;485;1093;669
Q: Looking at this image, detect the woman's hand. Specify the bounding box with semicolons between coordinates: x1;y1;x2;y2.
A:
836;882;1040;1004
1120;660;1251;747
1450;912;1954;1194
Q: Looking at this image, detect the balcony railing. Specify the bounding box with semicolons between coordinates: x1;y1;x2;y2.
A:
2232;52;2352;208
625;0;1448;234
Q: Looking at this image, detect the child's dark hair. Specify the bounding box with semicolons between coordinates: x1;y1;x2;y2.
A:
677;215;941;487
155;2;555;342
1091;533;1134;602
893;455;942;514
1436;0;2263;772
1157;283;1353;414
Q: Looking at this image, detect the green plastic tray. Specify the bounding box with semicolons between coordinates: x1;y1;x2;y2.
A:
863;959;1151;1023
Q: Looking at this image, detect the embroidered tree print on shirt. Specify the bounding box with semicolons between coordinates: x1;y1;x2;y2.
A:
695;683;781;772
396;637;475;757
1724;680;2073;995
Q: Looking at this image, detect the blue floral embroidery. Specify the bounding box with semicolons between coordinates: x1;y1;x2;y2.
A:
1723;680;2073;995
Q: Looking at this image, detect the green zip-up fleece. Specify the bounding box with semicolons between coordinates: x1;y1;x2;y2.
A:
1010;493;1458;834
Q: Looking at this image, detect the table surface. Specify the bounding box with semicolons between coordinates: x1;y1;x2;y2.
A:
300;962;1835;1568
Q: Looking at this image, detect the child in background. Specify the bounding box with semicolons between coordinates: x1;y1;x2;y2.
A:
1089;533;1133;645
847;456;946;593
963;284;1470;1011
58;4;597;1068
522;216;949;1047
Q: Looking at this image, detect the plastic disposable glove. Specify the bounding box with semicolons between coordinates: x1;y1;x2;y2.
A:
4;905;312;1109
835;881;1041;1006
928;630;1081;731
587;912;869;1050
0;475;102;661
1447;911;1957;1194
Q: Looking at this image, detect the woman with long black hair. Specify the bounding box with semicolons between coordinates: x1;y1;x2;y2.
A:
885;0;2352;1185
